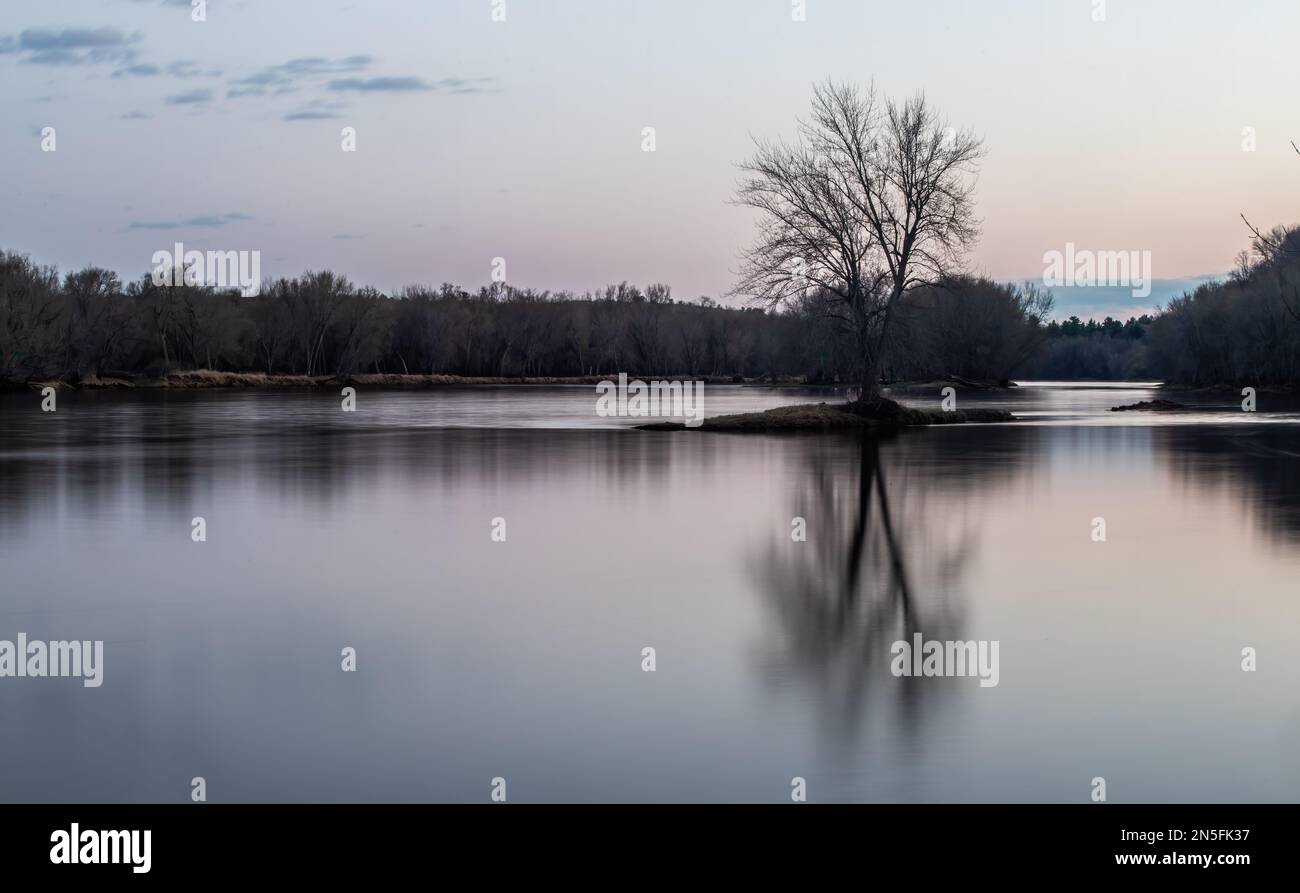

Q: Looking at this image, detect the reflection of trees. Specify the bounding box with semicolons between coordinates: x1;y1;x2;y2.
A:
750;431;996;754
1157;424;1300;543
0;392;692;535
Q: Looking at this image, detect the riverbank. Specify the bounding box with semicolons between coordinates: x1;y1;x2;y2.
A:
5;369;1034;392
1159;383;1297;394
9;370;824;391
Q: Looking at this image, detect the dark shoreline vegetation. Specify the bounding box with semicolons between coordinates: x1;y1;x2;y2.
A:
3;238;1297;431
5;230;1299;395
0;252;1060;390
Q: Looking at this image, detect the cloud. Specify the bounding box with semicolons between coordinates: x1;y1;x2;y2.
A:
223;56;489;111
328;76;432;93
283;97;347;120
5;27;141;65
121;111;153;120
434;76;497;94
230;55;372;91
327;75;495;94
286;55;372;75
1038;275;1227;321
167;60;217;78
114;59;215;79
128;213;251;230
164;88;212;105
112;63;161;77
283;110;339;121
6;27;218;84
19;27;135;50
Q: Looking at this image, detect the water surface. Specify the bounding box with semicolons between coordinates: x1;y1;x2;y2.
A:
1;383;1298;802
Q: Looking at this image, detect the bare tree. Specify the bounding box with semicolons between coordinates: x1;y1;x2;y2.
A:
1240;140;1300;262
1236;141;1300;326
283;271;351;376
733;80;984;397
0;252;60;382
61;267;130;379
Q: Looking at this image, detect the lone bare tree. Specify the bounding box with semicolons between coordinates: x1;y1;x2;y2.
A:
733;80;984;397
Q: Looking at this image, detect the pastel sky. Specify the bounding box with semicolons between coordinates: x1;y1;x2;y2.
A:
2;0;1297;320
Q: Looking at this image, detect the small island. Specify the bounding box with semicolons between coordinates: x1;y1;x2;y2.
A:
1110;399;1187;412
638;396;1014;431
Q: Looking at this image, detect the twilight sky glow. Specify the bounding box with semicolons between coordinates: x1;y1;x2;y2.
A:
2;0;1298;320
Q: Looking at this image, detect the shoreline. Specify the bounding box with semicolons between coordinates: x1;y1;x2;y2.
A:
6;370;1043;393
5;369;1289;402
5;370;837;391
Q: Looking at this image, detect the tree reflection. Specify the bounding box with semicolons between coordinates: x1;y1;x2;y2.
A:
750;431;978;757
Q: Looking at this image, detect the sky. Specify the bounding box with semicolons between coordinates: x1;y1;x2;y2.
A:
2;0;1298;320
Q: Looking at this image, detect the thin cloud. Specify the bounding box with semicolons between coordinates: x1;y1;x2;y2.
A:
1039;276;1227;321
128;213;251;230
326;75;495;95
435;76;497;94
112;63;160;77
167;60;217;78
114;60;214;78
164;88;212;105
19;27;136;50
283;97;347;120
4;27;141;66
230;55;372;92
328;76;432;93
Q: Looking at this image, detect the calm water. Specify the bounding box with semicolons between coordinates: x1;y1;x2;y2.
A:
2;382;1299;802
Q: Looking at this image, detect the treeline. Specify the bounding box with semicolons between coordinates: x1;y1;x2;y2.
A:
1020;224;1300;387
0;255;798;382
1020;314;1156;380
1145;226;1300;387
0;249;1050;386
8;232;1297;389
